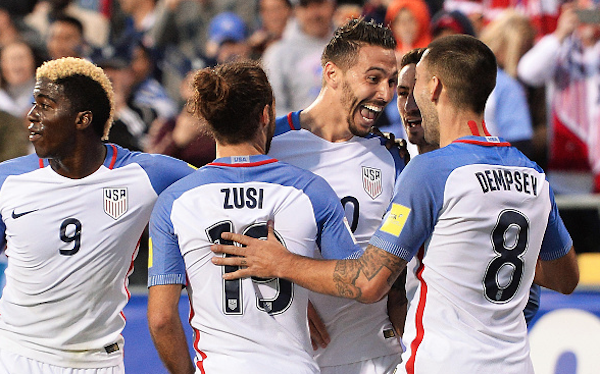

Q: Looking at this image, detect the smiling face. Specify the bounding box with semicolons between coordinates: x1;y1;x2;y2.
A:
27;78;80;159
339;45;397;137
1;42;36;87
397;63;425;146
414;56;440;146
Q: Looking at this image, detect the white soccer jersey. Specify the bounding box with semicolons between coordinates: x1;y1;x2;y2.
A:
148;154;361;374
269;111;405;367
370;136;573;374
0;144;194;368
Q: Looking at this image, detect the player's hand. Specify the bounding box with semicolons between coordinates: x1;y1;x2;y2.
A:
308;301;330;350
370;126;410;165
211;220;289;280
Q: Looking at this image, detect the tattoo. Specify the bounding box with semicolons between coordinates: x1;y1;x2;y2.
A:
332;245;406;300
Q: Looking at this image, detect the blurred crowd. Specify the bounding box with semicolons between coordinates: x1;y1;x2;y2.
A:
0;0;599;196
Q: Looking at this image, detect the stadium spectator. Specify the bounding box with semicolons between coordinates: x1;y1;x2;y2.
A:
212;35;580;374
479;9;536;157
147;59;360;374
45;15;91;59
149;0;257;105
0;109;30;161
99;56;153;150
145;70;216;167
385;0;431;57
518;3;600;194
129;42;177;120
430;9;475;39
110;0;158;66
247;0;293;58
262;0;336;116
25;0;110;48
0;5;43;52
0;41;36;119
205;12;251;66
0;56;193;373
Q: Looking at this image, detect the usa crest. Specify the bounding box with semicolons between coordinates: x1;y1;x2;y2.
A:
103;187;128;220
362;166;382;199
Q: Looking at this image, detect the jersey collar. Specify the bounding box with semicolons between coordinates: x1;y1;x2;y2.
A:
452;135;512;147
208;154;278;167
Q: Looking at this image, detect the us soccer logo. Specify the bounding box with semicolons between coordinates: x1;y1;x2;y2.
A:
103;187;128;220
362;166;382;199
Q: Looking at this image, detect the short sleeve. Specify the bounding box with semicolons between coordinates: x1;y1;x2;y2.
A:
148;191;187;287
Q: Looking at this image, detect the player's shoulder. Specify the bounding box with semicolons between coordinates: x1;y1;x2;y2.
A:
274;111;302;137
109;144;193;172
0;154;43;188
107;144;196;193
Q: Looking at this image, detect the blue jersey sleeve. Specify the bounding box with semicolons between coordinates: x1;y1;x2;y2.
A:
274;111;301;137
539;187;573;261
304;175;362;260
148;190;187;287
369;154;443;261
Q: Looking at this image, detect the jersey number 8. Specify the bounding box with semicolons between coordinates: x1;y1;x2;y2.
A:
484;210;530;303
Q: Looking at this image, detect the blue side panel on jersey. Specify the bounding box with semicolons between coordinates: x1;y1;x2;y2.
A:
107;144;195;195
274;111;301;137
0;154;46;249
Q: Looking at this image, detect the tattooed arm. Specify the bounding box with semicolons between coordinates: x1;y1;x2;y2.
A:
211;223;407;303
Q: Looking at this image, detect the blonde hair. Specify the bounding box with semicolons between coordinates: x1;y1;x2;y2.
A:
36;57;115;140
479;10;536;78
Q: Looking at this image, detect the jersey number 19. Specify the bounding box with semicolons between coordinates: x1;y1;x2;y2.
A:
206;221;294;316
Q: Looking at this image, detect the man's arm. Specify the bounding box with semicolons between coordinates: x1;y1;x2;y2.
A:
387;268;408;338
148;285;195;374
534;246;579;294
211;222;407;303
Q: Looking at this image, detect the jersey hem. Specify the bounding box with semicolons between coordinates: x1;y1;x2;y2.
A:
148;273;187;287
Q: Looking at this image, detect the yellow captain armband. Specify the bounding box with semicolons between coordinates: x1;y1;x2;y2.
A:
380;203;411;237
148;237;153;268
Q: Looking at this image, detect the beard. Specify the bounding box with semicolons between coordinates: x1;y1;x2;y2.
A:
264;105;276;154
340;80;373;138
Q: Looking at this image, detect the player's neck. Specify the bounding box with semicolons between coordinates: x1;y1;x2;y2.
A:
301;96;354;143
49;140;107;179
439;107;485;148
216;143;265;159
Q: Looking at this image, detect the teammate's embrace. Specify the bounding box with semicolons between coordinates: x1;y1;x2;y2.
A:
211;35;580;374
147;60;361;374
0;58;194;373
268;18;405;374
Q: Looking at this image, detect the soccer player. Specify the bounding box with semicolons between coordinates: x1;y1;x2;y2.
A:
212;35;580;373
268;18;404;374
0;57;194;373
146;60;361;374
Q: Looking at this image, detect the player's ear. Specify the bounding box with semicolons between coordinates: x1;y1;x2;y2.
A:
429;76;443;103
323;61;340;89
261;104;271;126
75;111;93;131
